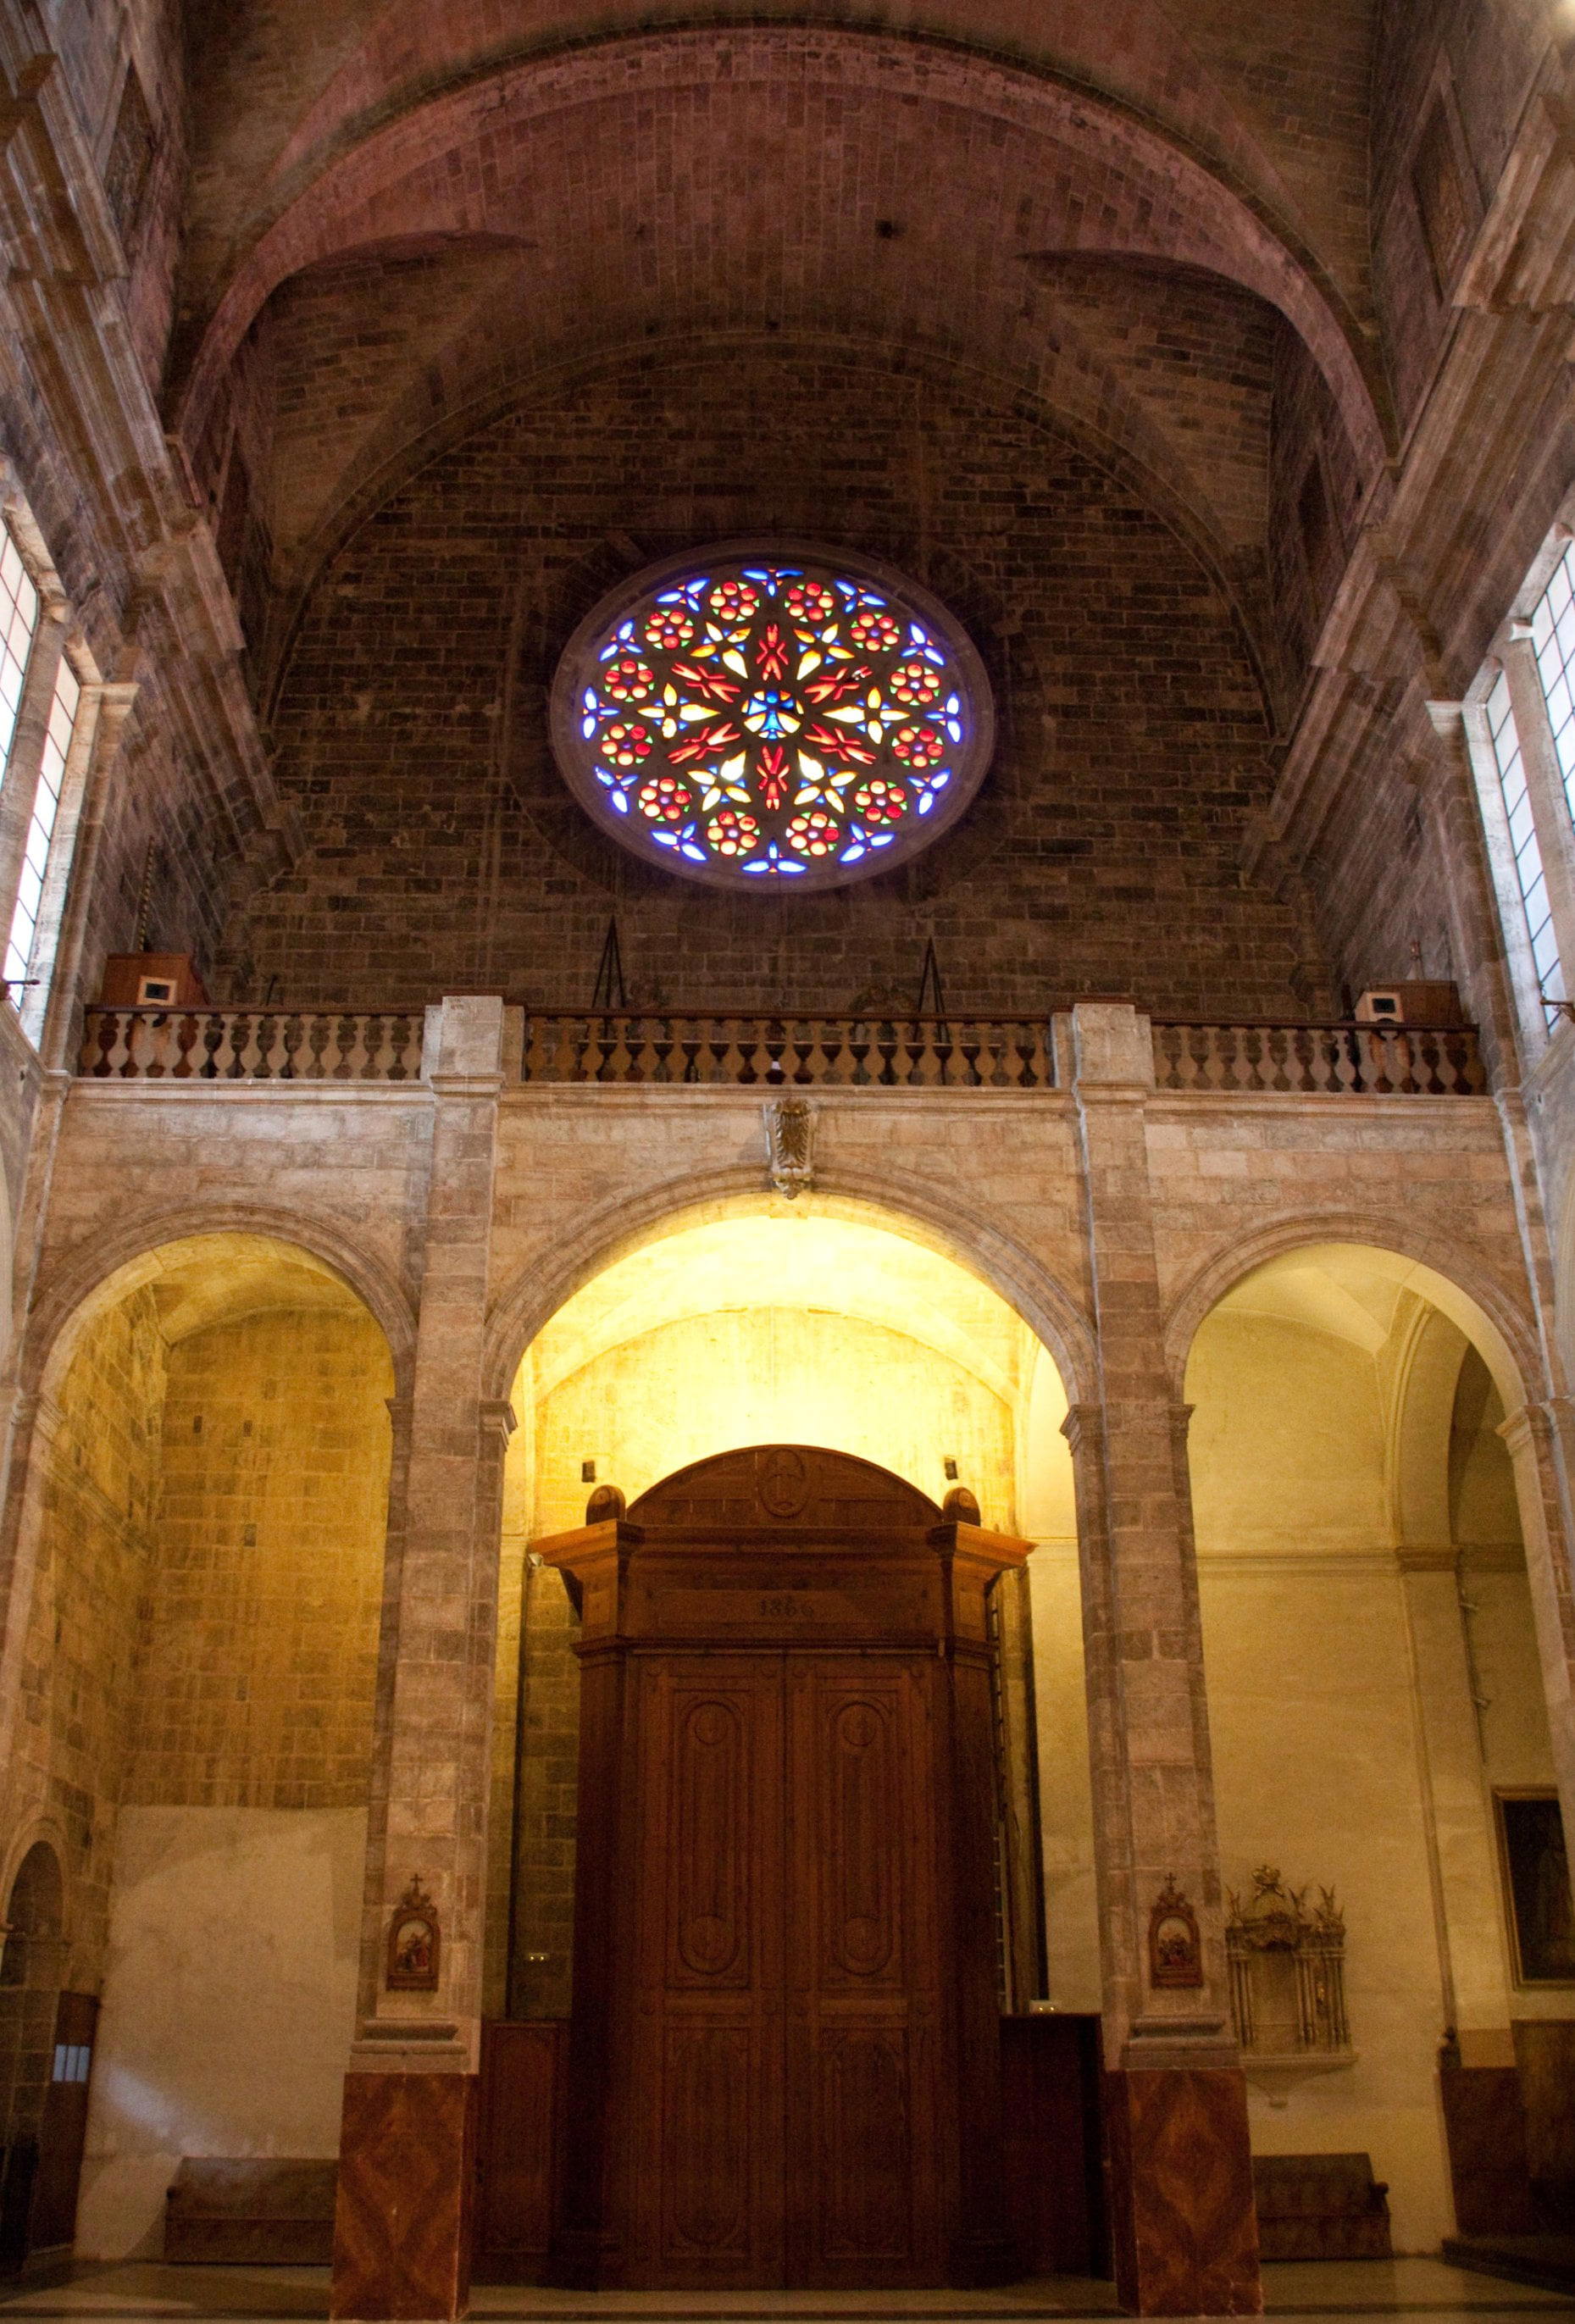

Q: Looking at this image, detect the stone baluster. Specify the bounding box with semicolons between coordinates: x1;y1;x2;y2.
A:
330;996;509;2324
1063;1001;1261;2317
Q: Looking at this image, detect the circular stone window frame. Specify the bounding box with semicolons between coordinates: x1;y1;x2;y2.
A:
547;539;997;894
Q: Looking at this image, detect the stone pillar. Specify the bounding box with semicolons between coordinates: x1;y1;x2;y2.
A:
1397;1548;1535;2231
1065;1002;1260;2318
330;997;508;2324
1500;1399;1575;1864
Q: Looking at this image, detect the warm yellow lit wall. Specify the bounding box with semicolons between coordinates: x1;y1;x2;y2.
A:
504;1206;1096;2019
128;1306;392;1807
17;1292;168;1973
40;1246;399;2262
1189;1312;1388;1552
1190;1306;1451;2247
1186;1278;1568;2253
531;1305;1014;1532
1472;1564;1569;2023
1200;1554;1455;2246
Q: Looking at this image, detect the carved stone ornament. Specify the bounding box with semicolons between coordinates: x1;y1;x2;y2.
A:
1226;1865;1350;2055
385;1876;441;1993
763;1098;814;1199
1148;1875;1204;1988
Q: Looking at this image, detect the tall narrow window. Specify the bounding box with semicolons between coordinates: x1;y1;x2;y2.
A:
1532;541;1575;820
1484;669;1563;1018
5;654;79;991
0;527;39;776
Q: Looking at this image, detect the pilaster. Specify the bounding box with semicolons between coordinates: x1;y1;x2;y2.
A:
1395;1547;1535;2234
1499;1398;1575;1855
1066;1002;1260;2317
330;997;508;2324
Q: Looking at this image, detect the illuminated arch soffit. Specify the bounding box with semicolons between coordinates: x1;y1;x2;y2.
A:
549;546;995;890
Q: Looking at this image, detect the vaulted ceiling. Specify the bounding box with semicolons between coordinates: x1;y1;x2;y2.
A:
174;3;1388;703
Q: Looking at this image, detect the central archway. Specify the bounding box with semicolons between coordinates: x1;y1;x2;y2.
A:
479;1198;1105;2286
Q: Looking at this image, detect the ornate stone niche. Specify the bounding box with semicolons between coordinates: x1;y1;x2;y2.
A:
1227;1867;1355;2098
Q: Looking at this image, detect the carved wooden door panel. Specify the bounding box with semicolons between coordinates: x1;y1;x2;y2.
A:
785;1658;944;2287
620;1656;786;2288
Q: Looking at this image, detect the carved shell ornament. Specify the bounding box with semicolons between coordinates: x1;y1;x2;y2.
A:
550;545;995;890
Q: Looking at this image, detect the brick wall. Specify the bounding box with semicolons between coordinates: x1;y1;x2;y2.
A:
126;1308;392;1811
222;347;1329;1018
1268;322;1368;698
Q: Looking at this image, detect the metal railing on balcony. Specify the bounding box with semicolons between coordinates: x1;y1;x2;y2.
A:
519;1011;1056;1088
1151;1019;1485;1095
78;1005;425;1081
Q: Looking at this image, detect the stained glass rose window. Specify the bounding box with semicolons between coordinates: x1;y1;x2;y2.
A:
549;546;995;890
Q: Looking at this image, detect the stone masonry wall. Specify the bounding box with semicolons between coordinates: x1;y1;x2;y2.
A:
126;1308;392;1811
221;345;1329;1019
15;1293;168;1978
1369;0;1544;435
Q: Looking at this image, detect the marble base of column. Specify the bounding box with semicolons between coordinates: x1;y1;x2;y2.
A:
330;2072;478;2320
1103;2066;1262;2316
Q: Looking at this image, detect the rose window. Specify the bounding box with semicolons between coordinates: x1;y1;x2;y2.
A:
549;547;995;890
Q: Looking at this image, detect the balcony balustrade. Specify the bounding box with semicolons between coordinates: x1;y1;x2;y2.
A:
75;1004;1485;1097
78;1005;425;1082
519;1011;1054;1088
1150;1018;1485;1096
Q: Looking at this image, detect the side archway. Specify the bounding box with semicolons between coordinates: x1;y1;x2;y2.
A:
0;1229;402;2264
1162;1214;1540;1412
1175;1233;1573;2255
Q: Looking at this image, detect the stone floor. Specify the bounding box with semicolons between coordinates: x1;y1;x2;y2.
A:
0;2260;1570;2321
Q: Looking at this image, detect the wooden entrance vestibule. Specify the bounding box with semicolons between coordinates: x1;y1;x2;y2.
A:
530;1443;1029;2290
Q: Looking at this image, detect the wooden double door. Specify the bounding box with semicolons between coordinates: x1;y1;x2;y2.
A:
540;1443;1028;2290
624;1650;943;2287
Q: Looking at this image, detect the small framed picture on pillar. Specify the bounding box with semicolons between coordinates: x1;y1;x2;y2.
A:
1148;1876;1204;1988
385;1877;441;1993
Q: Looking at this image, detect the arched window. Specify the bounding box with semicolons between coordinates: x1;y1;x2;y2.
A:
550;546;994;890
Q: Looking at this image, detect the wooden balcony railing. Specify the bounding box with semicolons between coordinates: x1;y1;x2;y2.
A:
78;1005;425;1081
519;1012;1056;1087
1151;1019;1486;1095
